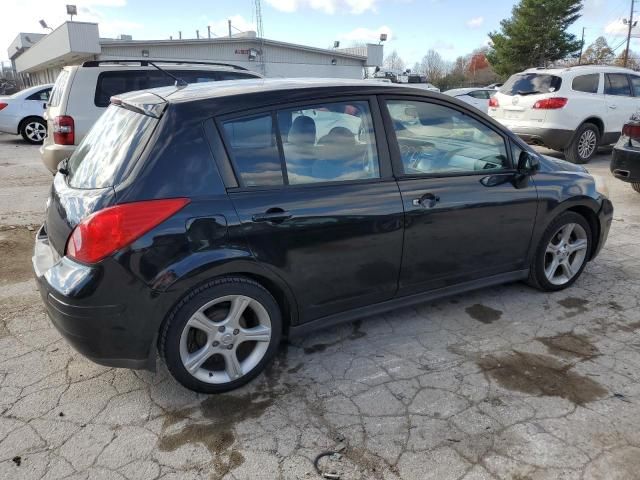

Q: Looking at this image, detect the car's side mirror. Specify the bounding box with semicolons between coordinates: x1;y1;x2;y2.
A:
517;151;540;175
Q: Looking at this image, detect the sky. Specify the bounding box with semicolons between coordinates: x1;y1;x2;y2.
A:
3;0;640;65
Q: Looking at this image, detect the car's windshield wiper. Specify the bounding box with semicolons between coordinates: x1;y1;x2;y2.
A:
516;90;544;96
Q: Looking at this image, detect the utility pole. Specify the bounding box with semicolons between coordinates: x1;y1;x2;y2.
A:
228;19;232;37
624;0;637;68
207;26;211;39
578;27;586;65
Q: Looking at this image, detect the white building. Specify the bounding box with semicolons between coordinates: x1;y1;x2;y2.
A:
8;22;383;86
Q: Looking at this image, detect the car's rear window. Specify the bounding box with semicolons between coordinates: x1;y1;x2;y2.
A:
67;105;157;189
49;70;70;107
500;73;562;96
94;70;258;107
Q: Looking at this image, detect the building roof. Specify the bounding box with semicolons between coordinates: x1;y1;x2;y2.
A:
99;36;369;61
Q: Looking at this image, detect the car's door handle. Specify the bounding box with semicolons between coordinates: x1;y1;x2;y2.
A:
252;208;292;223
412;193;440;208
608;105;617;109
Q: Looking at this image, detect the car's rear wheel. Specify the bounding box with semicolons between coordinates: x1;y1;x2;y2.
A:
20;117;46;144
160;277;282;393
632;182;640;194
528;212;592;291
563;123;599;164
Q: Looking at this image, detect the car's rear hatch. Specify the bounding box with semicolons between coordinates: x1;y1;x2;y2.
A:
489;72;562;127
45;92;166;256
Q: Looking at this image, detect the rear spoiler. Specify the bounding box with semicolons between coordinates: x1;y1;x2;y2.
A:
110;91;167;118
82;59;248;71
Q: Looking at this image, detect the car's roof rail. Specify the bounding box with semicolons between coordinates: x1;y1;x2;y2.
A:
81;59;248;71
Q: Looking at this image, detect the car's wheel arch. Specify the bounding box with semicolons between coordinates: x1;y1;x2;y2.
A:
529;197;602;265
19;115;45;132
580;117;604;139
156;257;298;332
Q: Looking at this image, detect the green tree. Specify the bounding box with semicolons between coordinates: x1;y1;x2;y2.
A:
487;0;583;76
582;37;614;65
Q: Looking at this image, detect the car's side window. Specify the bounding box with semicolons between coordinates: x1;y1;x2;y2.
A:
27;88;51;101
386;99;509;175
630;75;640;96
604;73;632;97
276;101;380;185
222;114;284;187
572;74;599;94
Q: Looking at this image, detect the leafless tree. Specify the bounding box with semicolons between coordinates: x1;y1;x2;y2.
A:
384;50;406;72
419;49;447;82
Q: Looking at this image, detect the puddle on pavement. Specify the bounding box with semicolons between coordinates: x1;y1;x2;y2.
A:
477;351;608;405
558;297;589;318
537;333;599;360
465;304;503;324
159;393;276;476
304;320;366;354
0;227;38;285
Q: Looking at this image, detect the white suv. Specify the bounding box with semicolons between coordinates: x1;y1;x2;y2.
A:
488;65;640;163
41;60;261;173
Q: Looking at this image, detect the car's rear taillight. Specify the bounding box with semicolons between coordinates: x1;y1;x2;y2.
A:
0;102;7;111
66;198;190;263
53;115;75;145
533;98;568;109
489;97;499;108
622;123;640;141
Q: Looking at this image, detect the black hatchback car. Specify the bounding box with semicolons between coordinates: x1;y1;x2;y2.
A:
33;79;613;393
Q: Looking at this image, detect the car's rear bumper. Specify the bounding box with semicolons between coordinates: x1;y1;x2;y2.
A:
40;142;75;174
508;127;575;151
32;225;156;370
611;141;640;183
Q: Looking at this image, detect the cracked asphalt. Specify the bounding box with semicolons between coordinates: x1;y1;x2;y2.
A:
1;132;640;480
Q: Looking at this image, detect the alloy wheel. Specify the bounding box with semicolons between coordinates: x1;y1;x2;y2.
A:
544;223;588;286
179;295;272;384
25;121;46;142
577;130;597;160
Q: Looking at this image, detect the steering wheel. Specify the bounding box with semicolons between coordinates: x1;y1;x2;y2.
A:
477;154;504;170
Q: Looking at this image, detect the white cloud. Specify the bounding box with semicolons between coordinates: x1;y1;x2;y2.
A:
265;0;378;14
466;16;484;28
1;0;133;61
604;18;640;37
339;25;393;43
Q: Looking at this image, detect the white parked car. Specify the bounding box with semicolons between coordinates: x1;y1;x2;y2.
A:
409;83;441;92
41;60;261;173
488;65;640;163
444;88;496;113
0;84;53;144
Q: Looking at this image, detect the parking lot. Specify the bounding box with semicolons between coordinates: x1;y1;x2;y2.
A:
1;133;640;480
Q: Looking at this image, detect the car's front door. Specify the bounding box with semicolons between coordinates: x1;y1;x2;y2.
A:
220;97;405;323
381;96;539;295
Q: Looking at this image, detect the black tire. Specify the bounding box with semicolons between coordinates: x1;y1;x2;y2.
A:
160;276;282;393
632;182;640;194
19;117;47;144
563;123;599;164
528;212;593;292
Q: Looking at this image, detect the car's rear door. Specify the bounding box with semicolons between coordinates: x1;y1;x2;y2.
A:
604;73;636;136
380;95;539;295
219;96;405;323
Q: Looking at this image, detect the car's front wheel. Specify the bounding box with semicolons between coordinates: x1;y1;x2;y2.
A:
160;277;282;393
20;117;47;144
528;212;592;291
563;123;599;164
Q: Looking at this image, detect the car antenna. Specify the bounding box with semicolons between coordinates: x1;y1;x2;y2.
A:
146;61;188;88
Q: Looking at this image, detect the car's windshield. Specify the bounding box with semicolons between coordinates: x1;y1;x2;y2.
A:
67;105;157;189
500;73;562;96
